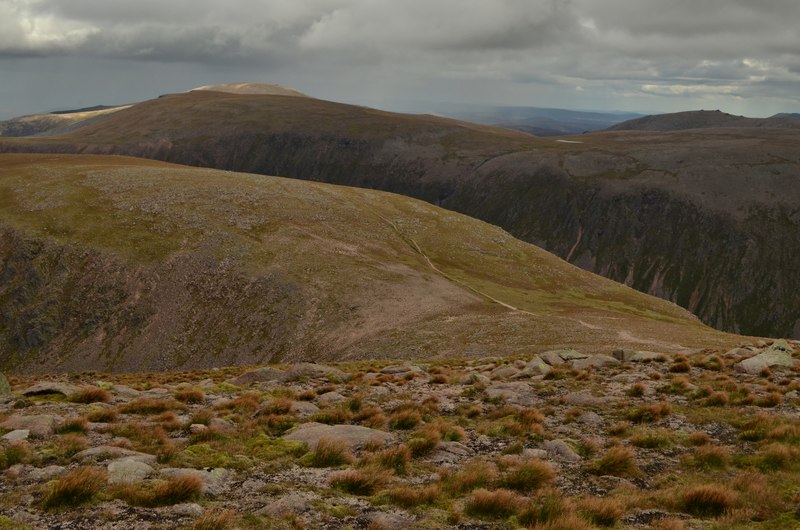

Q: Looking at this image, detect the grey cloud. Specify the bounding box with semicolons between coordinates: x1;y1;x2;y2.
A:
0;0;798;118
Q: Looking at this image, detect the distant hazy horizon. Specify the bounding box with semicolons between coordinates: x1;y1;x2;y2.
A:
2;1;799;120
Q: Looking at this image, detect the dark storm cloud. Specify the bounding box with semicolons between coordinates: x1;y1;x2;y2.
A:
0;0;798;116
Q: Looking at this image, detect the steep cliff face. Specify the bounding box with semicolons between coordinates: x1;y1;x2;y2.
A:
2;92;799;338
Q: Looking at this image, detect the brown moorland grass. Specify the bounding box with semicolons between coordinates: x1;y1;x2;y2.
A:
497;458;556;493
380;483;441;508
577;495;625;527
113;474;204;507
41;466;107;510
329;467;392;495
304;437;353;467
588;446;639;477
464;488;523;519
69;386;112;404
680;484;737;517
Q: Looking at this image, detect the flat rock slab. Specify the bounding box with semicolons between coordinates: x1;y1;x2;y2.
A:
735;340;797;375
2;429;30;442
22;382;81;397
283;422;394;451
485;382;537;407
0;414;63;438
519;356;551;377
108;458;155;484
490;365;520;380
75;445;157;464
572;355;620;370
284;363;349;382
540;349;588;366
561;391;609;408
425;441;474;466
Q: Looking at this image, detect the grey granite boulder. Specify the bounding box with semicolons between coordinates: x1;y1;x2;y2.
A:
0;414;63;438
108;458;154;484
734;340;797;375
283;422;393;450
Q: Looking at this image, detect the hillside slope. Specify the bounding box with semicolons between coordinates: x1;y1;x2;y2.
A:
607;109;800;131
1;90;799;338
0;106;129;137
0;154;737;373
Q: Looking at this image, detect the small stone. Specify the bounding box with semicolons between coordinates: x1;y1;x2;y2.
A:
189;424;208;435
289;401;320;416
365;511;413;530
169;503;204;518
523;448;549;459
572;354;620;370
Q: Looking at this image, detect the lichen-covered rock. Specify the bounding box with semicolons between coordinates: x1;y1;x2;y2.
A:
22;382;81;397
282;422;393;450
572;354;620;370
734;339;797;375
0;372;10;396
283;363;349;382
0;414;62;438
108;458;154;484
540;349;588;365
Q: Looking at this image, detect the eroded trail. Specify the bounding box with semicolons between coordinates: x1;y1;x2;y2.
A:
378;214;538;317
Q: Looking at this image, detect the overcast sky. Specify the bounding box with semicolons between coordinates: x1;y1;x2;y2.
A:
1;0;799;119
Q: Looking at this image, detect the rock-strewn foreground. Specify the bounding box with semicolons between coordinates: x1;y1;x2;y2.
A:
2;341;800;529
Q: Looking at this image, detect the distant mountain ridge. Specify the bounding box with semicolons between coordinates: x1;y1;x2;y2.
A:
607;109;800;131
2;87;800;339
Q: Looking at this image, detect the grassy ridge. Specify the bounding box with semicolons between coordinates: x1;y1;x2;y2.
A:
0;154;738;373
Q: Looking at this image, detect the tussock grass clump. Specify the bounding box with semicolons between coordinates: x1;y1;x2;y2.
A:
687;445;730;470
757;443;800;471
588;446;639;477
370;445;411;475
189;509;237;530
659;376;690;395
310;406;352;425
517;490;568;527
669;360;691;373
214;393;261;412
406;426;441;457
688;431;711;446
174;387;205;404
626;402;672;423
533;514;595;530
119;397;184;415
703;391;730;407
497;458;555;493
464;488;523;519
443;460;498;494
304;437;353;467
630;428;673;448
755;392;783;408
388;410;422;430
353;404;387;429
680;484;737;517
41;466;107;510
380;483;441;507
0;442;33;469
329;467;392;495
578;496;624;527
53;434;89;459
626;383;646;397
70;386;112;404
87;407;118;423
114;474;203;507
56;416;88;434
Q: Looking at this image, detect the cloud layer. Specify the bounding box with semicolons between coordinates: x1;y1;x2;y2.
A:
1;0;799;117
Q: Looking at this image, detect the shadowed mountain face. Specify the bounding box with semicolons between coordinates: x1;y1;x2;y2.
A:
0;154;735;373
2;90;800;338
607;109;800;131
